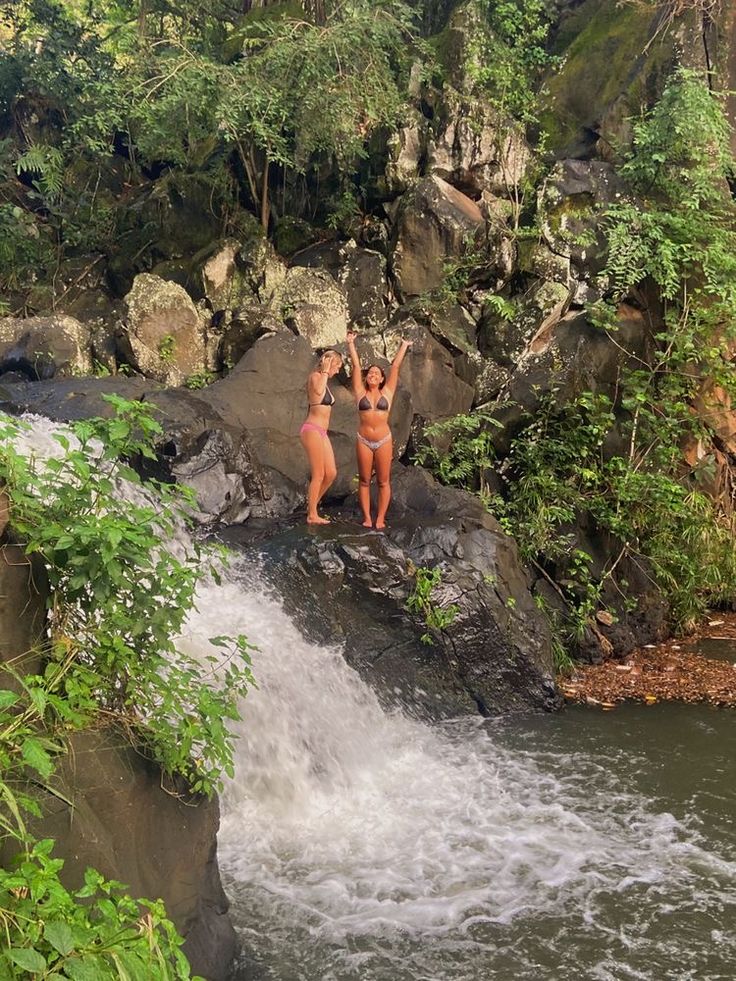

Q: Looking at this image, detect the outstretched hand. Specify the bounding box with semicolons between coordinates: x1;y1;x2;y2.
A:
401;338;414;348
347;330;357;344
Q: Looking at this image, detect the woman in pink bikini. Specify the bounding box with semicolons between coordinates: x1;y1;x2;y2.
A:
346;331;412;529
300;349;343;525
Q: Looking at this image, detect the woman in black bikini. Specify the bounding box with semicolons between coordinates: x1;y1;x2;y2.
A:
346;331;412;529
300;349;342;525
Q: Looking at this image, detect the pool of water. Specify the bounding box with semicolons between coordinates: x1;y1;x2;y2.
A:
188;573;735;981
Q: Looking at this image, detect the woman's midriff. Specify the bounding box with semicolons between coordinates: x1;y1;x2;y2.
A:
304;405;331;429
358;411;390;442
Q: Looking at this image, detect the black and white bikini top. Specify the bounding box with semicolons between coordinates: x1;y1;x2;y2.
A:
309;385;335;407
358;392;389;412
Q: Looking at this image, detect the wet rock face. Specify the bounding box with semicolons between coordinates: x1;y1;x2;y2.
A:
0;377;267;525
0;315;93;380
25;730;235;981
230;466;558;719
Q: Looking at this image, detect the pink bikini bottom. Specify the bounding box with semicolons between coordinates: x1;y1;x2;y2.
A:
300;422;327;438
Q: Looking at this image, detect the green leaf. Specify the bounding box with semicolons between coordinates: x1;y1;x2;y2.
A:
21;736;54;779
0;690;19;710
62;955;104;981
44;920;75;956
8;947;47;972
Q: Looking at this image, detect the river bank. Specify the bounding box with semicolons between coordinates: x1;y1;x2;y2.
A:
560;613;736;708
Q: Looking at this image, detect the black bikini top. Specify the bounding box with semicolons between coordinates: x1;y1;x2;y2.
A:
358;392;389;412
309;385;335;407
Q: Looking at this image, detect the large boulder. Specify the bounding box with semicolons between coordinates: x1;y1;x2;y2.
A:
382;319;475;421
268;267;349;347
427;97;531;198
385;121;428;194
493;303;656;447
118;274;207;386
26;730;235;980
540;0;708;157
479;279;571;368
0;378;267;526
291;239;390;331
200;239;257;313
539;160;625;284
0;315;93;380
218;305;284;370
225;466;558;719
391;176;486;298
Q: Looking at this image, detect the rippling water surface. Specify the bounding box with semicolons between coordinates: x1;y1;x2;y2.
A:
183;565;735;981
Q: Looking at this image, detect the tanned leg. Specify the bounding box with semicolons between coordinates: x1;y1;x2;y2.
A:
374;439;393;529
356;438;374;527
317;436;338;520
300;429;329;524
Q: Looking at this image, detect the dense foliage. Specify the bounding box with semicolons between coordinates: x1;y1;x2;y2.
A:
418;70;736;656
0;397;254;976
0;0;553;307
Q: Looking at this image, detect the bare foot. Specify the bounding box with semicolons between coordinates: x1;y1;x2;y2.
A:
362;519;373;528
307;515;330;525
375;521;387;530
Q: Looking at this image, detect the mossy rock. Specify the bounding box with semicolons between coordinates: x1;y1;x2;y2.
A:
540;0;681;157
272;216;320;258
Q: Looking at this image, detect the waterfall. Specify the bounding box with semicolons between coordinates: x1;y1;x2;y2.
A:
182;564;736;981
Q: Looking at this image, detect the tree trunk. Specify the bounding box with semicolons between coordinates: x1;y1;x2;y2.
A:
260;157;270;231
138;0;148;40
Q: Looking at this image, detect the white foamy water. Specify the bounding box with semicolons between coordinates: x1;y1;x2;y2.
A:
181;563;736;981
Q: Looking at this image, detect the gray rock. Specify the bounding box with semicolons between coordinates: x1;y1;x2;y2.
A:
269;267;348;347
391;176;486;299
200;239;256;312
292;240;389;331
232;468;558;719
0;377;267;526
219;305;284;369
118;274;206;385
382;319;474;421
0;315;93;380
426;302;477;355
539;160;626;277
27;729;235;980
479;280;570;368
428;98;531;198
385;121;428;194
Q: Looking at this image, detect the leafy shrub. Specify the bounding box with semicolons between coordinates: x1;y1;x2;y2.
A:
406;565;460;645
0;396;255;795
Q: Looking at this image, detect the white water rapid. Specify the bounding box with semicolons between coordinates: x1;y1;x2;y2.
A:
183;564;736;981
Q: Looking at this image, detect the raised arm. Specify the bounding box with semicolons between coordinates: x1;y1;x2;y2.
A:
385;338;413;394
308;352;332;402
346;331;364;399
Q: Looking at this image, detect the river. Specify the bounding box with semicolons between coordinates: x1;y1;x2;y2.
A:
181;564;736;981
